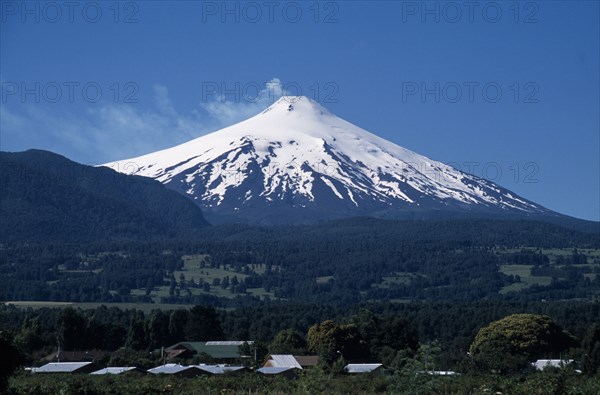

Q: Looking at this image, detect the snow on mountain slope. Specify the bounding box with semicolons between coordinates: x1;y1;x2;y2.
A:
103;96;549;223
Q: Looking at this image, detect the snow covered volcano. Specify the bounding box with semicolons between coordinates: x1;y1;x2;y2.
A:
104;96;549;224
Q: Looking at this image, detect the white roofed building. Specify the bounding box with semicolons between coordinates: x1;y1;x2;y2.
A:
533;359;576;371
344;363;383;374
263;354;303;369
147;363;202;378
91;367;144;375
31;362;99;374
257;366;299;377
195;365;246;375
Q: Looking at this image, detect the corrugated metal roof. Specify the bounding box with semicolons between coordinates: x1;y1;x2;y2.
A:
90;367;139;375
344;363;383;373
266;355;302;369
195;365;245;374
257;367;297;375
32;362;94;373
147;364;198;375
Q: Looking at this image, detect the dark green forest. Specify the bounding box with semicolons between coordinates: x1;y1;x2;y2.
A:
2;218;599;305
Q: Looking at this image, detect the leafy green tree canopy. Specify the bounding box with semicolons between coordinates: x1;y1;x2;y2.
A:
269;329;307;355
57;307;87;350
307;320;367;363
581;323;600;374
0;331;24;392
470;314;578;368
184;305;224;341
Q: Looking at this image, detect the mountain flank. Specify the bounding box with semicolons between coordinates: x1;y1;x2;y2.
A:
0;150;210;243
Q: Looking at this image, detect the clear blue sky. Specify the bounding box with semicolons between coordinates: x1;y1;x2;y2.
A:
1;1;598;221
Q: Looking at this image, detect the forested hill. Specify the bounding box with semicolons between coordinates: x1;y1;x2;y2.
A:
0;150;209;243
196;217;600;247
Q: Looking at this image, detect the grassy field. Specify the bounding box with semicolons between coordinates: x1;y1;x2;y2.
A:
371;272;416;289
495;247;600;294
130;254;275;302
542;248;600;264
499;265;552;294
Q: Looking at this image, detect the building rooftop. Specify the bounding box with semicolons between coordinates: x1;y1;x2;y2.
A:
195;365;246;375
533;359;575;371
32;362;97;373
147;364;198;375
257;367;298;375
90;367;141;375
344;363;383;374
265;354;303;369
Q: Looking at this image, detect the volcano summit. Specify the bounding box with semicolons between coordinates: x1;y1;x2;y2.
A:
104;96;550;224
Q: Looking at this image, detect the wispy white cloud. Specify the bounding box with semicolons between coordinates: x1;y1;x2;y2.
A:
201;77;284;124
0;78;286;164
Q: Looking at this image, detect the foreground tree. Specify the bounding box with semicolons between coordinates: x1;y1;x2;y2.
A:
581;323;600;374
56;307;87;350
307;320;367;364
352;309;418;360
184;305;224;341
0;331;24;392
270;329;307;354
469;314;578;373
126;311;148;350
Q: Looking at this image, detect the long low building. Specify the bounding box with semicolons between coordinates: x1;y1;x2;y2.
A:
31;362;99;374
257;366;299;378
195;365;246;375
91;367;145;375
147;364;202;378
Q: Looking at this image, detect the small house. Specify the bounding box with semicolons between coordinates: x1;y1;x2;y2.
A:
263;354;302;369
263;354;319;369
